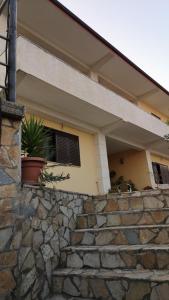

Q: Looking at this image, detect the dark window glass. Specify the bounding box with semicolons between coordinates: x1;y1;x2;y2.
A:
160;165;169;184
152;162;169;184
45;127;80;166
43;128;56;162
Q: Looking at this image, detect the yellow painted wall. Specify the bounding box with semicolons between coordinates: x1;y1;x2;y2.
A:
138;101;168;123
25;113;98;195
151;153;169;168
108;150;151;190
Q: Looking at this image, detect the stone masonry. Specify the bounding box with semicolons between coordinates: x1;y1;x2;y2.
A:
14;186;88;299
0;100;24;299
53;189;169;300
0;180;88;299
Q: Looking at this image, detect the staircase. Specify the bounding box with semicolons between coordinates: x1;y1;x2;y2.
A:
52;189;169;299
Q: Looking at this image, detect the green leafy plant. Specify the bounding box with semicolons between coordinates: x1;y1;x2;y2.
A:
40;169;70;185
110;170;136;193
164;120;169;143
21;115;70;186
22;116;51;157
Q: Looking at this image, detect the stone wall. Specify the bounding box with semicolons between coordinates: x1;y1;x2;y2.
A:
14;186;88;299
0;180;88;299
0;100;24;299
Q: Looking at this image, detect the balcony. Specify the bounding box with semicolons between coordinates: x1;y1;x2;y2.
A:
16;36;169;157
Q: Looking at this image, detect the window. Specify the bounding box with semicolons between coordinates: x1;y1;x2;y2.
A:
152;162;169;184
45;127;81;166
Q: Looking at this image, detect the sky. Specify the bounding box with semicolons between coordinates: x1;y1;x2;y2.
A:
59;0;169;91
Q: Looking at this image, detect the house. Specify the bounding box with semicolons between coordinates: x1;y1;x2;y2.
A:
1;0;169;195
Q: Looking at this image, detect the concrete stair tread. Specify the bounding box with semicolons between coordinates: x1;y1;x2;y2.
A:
78;207;169;217
53;268;169;282
77;208;169;229
91;189;168;200
49;297;90;300
83;190;169;214
74;224;169;232
63;244;169;252
61;244;169;271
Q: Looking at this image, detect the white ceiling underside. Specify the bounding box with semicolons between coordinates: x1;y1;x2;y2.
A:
106;137;136;154
17;0;169;117
106;134;169;157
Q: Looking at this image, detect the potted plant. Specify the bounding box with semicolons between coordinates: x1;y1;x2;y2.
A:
21;116;51;185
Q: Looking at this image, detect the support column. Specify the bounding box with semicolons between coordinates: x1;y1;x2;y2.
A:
145;150;156;188
8;0;17;102
95;132;111;194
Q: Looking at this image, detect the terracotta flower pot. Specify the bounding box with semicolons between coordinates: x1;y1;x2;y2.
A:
21;157;46;185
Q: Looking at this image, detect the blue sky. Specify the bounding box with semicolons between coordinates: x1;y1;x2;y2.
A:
59;0;169;91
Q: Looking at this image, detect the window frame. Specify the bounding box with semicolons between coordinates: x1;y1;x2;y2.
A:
152;162;169;184
45;127;81;167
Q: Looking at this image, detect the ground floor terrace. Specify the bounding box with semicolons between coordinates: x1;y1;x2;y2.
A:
19;106;169;195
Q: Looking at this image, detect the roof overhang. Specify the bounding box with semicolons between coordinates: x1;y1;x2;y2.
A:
16;0;169;117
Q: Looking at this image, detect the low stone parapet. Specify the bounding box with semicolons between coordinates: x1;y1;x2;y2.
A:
13;186;88;299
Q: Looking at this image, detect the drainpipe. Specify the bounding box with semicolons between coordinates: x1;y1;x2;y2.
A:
8;0;17;102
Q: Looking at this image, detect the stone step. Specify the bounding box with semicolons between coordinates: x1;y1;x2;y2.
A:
83;190;169;214
49;297;91;300
77;208;169;229
60;244;169;270
92;189;169;201
71;224;169;246
52;268;169;299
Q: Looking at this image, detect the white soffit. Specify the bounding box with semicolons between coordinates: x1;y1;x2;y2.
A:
106;137;137;154
99;56;155;96
142;90;169;116
18;0;108;65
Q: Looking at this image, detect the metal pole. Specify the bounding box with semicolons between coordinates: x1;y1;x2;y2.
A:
8;0;17;102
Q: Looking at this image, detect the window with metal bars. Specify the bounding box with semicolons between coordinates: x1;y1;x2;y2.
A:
45;127;81;166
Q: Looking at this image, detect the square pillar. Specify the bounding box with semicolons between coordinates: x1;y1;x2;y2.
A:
95;132;111;194
145;150;156;188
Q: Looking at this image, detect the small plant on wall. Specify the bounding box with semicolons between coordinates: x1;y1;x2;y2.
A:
164;123;169;142
164;120;169;149
21;115;70;186
110;170;136;193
